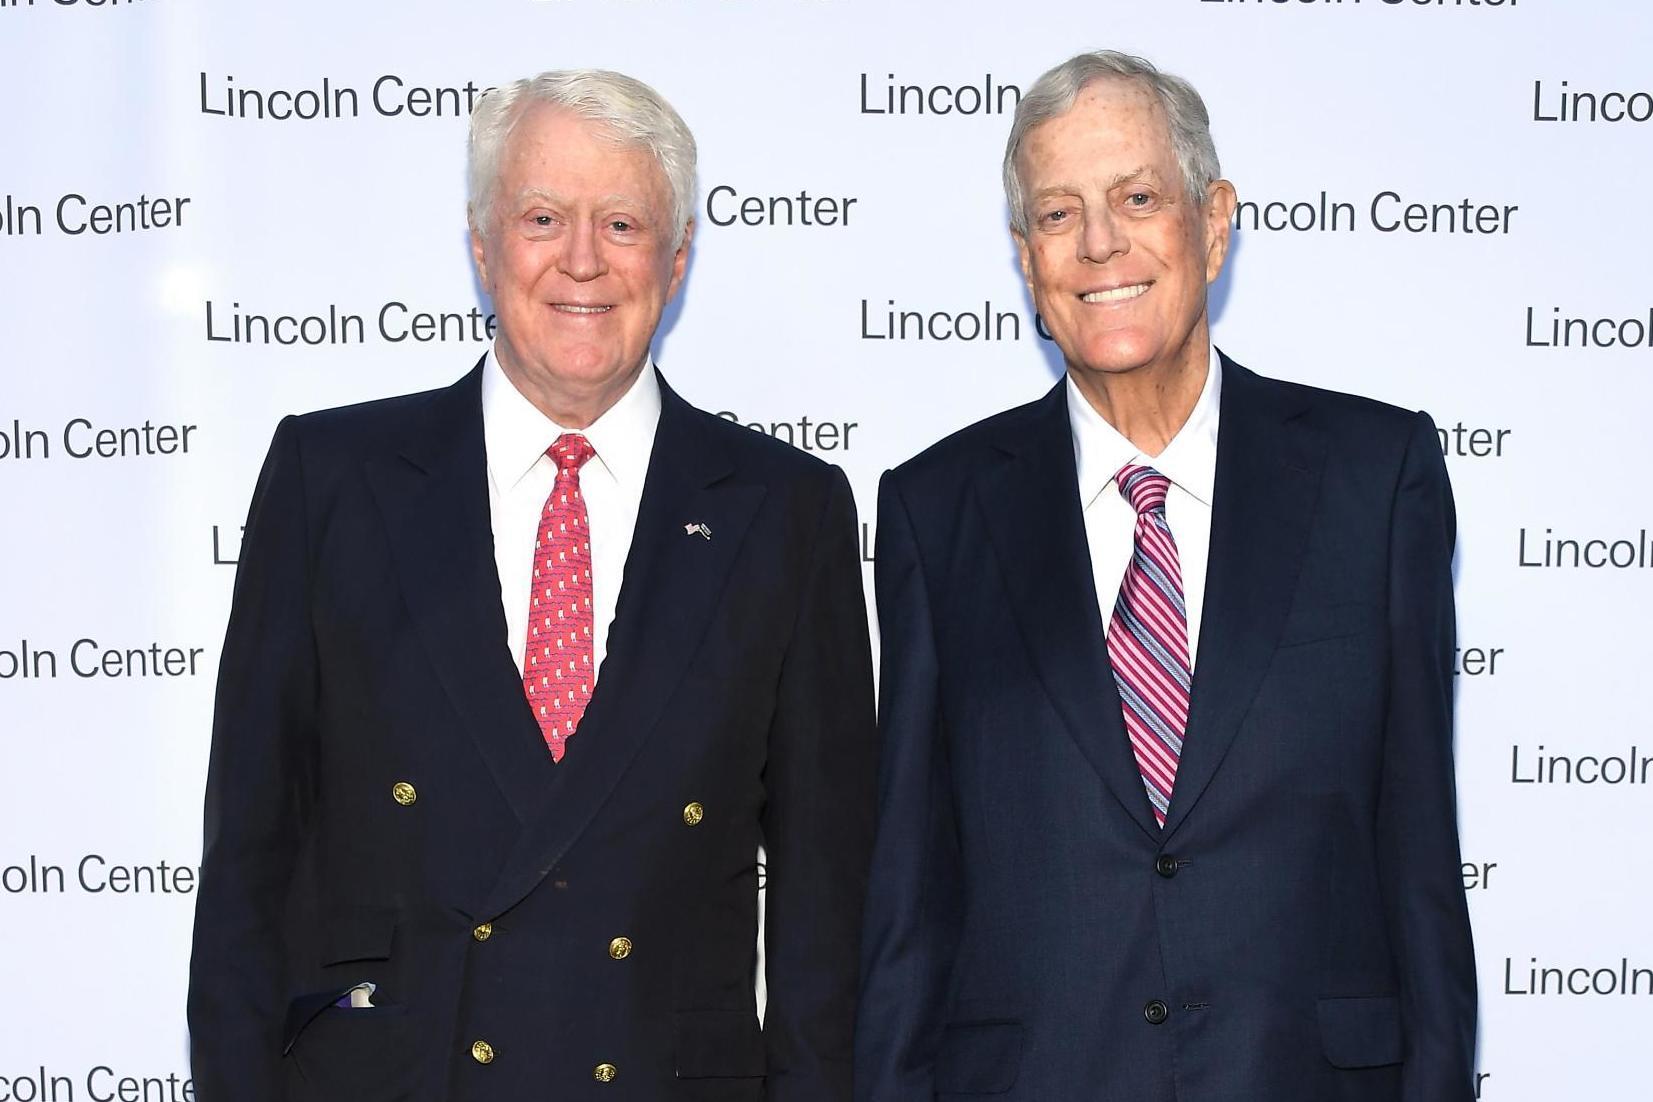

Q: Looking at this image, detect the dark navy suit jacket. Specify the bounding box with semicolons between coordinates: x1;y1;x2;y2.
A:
855;355;1476;1101
188;361;876;1101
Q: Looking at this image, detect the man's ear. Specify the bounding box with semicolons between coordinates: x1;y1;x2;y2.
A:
1203;180;1237;285
1012;227;1034;292
469;223;492;296
667;218;695;301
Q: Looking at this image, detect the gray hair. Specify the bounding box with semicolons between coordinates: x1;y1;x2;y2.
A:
467;69;698;248
1003;51;1221;235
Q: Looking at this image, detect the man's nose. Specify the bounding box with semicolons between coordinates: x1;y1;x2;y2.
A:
560;221;606;282
1079;208;1129;265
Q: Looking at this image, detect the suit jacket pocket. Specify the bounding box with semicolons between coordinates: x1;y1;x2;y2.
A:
287;999;415;1102
935;1020;1023;1095
319;904;398;965
283;907;402;1052
1318;995;1404;1069
283;986;408;1053
1277;601;1383;648
674;1008;766;1079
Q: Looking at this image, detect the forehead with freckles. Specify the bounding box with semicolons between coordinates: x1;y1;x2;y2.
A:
1017;79;1183;204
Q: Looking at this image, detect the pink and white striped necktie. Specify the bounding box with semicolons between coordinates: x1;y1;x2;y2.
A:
1107;464;1191;827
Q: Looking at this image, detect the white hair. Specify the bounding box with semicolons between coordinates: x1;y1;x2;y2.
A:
467;69;698;248
1003;51;1222;235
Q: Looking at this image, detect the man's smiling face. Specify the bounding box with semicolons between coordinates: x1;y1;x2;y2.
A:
1013;78;1232;383
471;102;690;414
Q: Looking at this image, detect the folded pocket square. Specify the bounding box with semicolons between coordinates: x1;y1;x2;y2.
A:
335;982;377;1009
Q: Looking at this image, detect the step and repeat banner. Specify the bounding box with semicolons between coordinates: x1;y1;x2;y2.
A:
1;0;1648;1098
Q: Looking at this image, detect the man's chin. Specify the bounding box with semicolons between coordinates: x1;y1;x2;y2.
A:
503;343;629;387
1068;327;1211;379
1068;345;1162;378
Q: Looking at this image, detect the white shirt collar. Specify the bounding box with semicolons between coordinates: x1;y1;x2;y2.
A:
480;346;662;492
1069;345;1222;509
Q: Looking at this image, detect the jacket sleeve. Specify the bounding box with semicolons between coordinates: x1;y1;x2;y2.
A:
852;471;964;1101
760;466;879;1102
1376;411;1479;1101
187;417;320;1100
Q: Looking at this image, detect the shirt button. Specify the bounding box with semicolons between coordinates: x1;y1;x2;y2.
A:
1144;1000;1170;1025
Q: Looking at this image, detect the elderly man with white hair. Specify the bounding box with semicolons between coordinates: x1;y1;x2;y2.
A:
188;69;876;1101
856;50;1477;1101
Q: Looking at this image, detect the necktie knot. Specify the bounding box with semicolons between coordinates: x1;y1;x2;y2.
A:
549;433;596;475
1115;464;1170;517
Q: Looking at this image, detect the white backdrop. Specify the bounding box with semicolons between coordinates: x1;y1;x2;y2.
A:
2;1;1650;1098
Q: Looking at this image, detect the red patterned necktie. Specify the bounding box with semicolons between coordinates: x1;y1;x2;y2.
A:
522;433;597;762
1107;464;1191;827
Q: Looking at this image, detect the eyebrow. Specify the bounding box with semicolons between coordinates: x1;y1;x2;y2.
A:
1029;167;1156;202
514;187;563;207
512;188;648;208
1030;184;1080;203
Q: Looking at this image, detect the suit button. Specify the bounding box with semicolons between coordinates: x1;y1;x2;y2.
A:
593;1063;618;1082
682;802;705;826
392;781;417;806
471;1039;496;1064
1143;1000;1169;1025
1155;854;1179;879
608;936;632;960
472;922;493;942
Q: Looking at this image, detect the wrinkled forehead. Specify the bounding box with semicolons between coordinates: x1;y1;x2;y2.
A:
497;102;663;188
499;103;613;161
1020;77;1175;174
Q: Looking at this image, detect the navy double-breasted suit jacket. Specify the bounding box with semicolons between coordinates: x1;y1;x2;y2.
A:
855;355;1477;1101
188;361;877;1101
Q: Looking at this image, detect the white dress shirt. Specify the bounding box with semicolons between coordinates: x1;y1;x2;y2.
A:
1070;346;1221;670
482;349;661;681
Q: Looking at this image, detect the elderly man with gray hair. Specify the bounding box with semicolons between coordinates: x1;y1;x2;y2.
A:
188;68;877;1101
855;50;1477;1100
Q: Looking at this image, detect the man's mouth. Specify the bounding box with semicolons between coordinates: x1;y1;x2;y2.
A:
551;304;613;315
1080;282;1152;304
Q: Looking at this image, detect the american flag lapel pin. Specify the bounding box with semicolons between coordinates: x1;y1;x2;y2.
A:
683;522;712;540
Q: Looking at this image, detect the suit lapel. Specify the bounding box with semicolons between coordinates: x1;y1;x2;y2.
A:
1162;356;1325;839
365;361;555;827
479;377;766;919
977;384;1162;841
